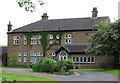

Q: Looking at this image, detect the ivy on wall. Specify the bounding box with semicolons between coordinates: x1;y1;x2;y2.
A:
25;31;64;57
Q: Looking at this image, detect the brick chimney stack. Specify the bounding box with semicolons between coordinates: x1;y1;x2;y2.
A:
41;13;49;20
8;21;12;32
92;7;98;19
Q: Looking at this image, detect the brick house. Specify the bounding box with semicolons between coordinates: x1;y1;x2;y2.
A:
7;7;114;68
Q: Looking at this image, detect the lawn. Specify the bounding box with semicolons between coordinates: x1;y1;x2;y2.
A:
1;66;31;69
1;72;58;82
72;69;119;77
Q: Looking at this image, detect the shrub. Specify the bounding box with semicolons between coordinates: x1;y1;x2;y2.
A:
68;70;73;75
9;55;17;66
63;59;74;72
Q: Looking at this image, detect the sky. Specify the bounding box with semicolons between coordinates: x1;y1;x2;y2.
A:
0;0;119;45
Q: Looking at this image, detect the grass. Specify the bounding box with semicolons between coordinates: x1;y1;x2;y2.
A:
1;66;31;69
2;72;58;81
72;69;119;77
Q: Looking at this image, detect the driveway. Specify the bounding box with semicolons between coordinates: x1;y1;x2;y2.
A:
3;68;118;81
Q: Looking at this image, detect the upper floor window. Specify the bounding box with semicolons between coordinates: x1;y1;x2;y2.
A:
24;36;27;45
38;35;42;44
13;36;19;45
31;36;37;45
65;34;71;44
56;35;60;39
24;52;27;63
50;35;53;39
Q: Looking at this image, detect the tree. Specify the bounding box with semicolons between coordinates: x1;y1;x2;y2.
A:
17;0;44;12
85;21;120;68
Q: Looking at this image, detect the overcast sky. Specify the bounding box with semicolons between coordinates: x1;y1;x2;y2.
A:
0;0;119;45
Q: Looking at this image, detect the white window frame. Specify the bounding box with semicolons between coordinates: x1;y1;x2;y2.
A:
65;34;68;39
40;53;43;56
24;57;27;62
50;35;53;39
80;57;83;63
65;39;68;44
72;57;76;63
52;52;56;56
13;36;19;45
24;52;27;56
38;35;42;44
37;52;40;56
68;34;71;38
18;52;21;56
37;56;40;62
33;36;37;45
24;36;27;45
56;35;60;39
50;40;53;44
68;39;71;44
83;57;87;63
34;52;36;56
18;57;21;62
76;57;79;63
88;57;91;63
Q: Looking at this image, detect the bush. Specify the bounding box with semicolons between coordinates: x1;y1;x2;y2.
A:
63;59;74;72
68;70;73;75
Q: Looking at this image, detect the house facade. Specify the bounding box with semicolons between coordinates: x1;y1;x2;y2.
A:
7;7;114;68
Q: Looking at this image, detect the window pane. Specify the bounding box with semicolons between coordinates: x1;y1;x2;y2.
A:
65;34;68;39
39;35;42;39
50;35;53;39
80;57;83;63
65;39;68;44
88;57;90;63
68;39;71;44
50;40;53;44
56;35;60;39
76;57;79;63
91;57;94;63
31;57;33;62
73;57;75;63
68;34;71;38
18;57;21;62
39;40;41;44
24;57;27;62
84;57;86;63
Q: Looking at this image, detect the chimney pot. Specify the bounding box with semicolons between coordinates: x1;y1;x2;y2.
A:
41;13;49;20
92;7;98;19
8;21;12;32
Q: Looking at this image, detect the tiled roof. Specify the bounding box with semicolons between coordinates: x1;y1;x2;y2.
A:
10;16;109;33
55;43;89;54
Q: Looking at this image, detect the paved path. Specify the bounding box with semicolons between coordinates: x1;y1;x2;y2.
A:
3;68;118;81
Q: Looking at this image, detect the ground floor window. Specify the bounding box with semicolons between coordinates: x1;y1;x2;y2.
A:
24;57;27;62
76;57;79;63
18;57;21;62
91;57;95;63
72;57;76;63
30;57;34;62
59;51;67;60
72;56;95;64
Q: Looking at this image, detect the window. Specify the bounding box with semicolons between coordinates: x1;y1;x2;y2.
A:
91;57;95;63
40;53;43;56
18;52;21;62
50;40;53;44
24;52;27;56
56;40;60;44
52;56;55;60
24;57;27;62
31;36;37;45
68;34;71;38
38;35;42;44
37;56;40;62
30;51;34;62
65;39;68;44
59;52;67;60
13;36;19;45
24;36;27;45
72;57;76;63
37;52;40;56
31;37;34;45
34;52;36;56
52;52;55;56
68;39;71;44
65;34;71;44
76;57;79;63
50;35;53;39
84;57;87;63
30;57;34;62
33;36;37;44
80;57;83;63
88;57;90;63
34;56;36;63
56;35;60;39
